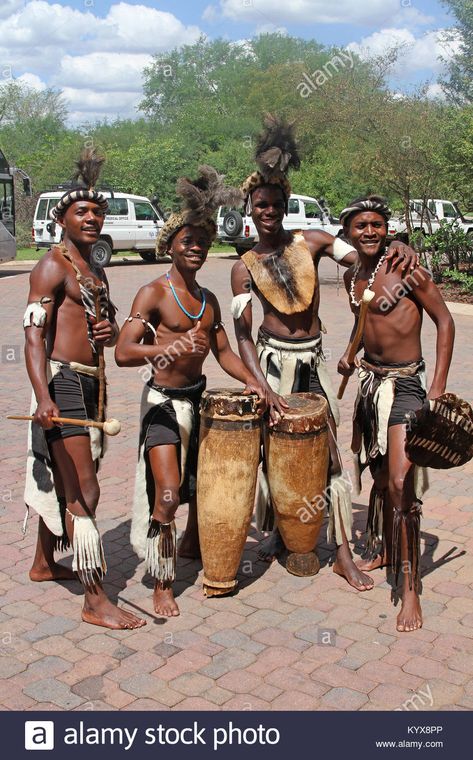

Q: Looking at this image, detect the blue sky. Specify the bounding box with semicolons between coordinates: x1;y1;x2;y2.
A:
1;1;459;124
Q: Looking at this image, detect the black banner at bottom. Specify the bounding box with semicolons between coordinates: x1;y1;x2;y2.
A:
2;710;467;759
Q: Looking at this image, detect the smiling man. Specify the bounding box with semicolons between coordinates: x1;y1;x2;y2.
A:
231;116;419;590
116;166;267;617
23;148;146;630
337;195;455;631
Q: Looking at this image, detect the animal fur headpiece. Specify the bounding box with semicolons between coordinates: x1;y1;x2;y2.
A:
157;165;243;255
340;195;392;227
50;147;109;220
241;114;301;209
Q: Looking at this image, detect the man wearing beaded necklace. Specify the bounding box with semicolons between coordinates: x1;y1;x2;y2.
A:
337;195;455;631
232;183;420;591
116;205;267;617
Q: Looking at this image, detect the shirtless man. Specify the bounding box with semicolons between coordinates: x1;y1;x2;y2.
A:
231;117;419;590
115;167;266;617
337;196;455;631
24;149;145;629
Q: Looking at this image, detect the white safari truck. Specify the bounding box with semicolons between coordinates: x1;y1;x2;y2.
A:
217;194;342;253
389;199;473;240
33;191;164;267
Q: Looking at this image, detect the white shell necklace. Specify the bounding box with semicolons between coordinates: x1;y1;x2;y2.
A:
350;251;387;307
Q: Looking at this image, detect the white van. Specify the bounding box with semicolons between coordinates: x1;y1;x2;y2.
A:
217;194;342;253
33;191;164;267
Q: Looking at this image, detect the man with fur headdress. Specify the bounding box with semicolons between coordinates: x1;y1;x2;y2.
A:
231;115;419;590
23;148;146;629
115;166;267;617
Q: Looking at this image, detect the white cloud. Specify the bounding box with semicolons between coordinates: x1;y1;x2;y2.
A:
63;88;141;123
392;6;435;27
52;53;152;93
347;28;460;74
425;82;447;100
0;1;26;20
94;3;201;53
17;72;46;91
219;0;409;26
202;5;218;22
5;2;94;48
0;1;203;123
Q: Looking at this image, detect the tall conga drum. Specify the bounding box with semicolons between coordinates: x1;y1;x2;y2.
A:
266;392;329;576
197;389;261;597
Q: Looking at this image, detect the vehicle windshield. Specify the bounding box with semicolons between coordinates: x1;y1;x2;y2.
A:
0;176;14;235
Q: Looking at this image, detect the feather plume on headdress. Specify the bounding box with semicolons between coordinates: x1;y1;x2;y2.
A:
241;114;300;204
50;146;109;220
254;114;300;181
157;165;243;255
176;165;243;222
72;147;106;191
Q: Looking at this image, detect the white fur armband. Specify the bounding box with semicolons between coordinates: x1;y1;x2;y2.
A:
23;297;52;328
231;293;252;319
333;237;355;263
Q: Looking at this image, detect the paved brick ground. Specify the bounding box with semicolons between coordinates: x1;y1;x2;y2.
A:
0;254;472;712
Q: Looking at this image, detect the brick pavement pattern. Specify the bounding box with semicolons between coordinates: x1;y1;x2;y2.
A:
1;255;472;712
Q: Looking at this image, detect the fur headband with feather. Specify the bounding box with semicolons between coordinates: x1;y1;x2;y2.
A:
157;165;243;254
50;146;108;220
241;114;300;203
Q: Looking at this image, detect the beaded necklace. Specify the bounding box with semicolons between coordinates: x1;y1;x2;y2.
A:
165;272;206;320
350;251;387;307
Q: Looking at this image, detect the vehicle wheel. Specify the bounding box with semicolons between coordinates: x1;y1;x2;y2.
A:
223;211;243;237
139;250;157;263
91;239;112;267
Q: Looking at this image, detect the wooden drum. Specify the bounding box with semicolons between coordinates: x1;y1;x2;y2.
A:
266;392;329;576
197;389;261;597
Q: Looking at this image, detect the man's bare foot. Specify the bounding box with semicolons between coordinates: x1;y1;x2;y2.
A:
153;585;180;616
258;528;285;562
82;597;146;630
177;531;201;559
333;545;374;591
396;590;423;632
29;563;76;582
356;552;391;572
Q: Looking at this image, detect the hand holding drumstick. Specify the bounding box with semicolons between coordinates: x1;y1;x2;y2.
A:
337;289;375;400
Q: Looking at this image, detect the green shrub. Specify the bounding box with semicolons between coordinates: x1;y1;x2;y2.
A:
15;222;33;248
423;221;472;273
442;268;473;294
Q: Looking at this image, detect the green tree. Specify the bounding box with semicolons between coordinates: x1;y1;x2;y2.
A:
441;0;473;103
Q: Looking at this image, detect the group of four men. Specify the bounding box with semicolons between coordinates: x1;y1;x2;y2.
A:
22;124;454;634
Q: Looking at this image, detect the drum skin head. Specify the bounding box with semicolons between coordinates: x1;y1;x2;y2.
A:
269;392;328;435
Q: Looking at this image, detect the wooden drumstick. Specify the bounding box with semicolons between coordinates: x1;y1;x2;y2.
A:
337;288;375;400
93;290;106;423
7;415;121;436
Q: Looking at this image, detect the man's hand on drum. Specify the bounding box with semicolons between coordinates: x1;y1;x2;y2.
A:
242;378;268;418
264;387;290;426
337;351;360;377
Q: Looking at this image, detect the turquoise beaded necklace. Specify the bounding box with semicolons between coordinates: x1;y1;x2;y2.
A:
166;272;206;320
